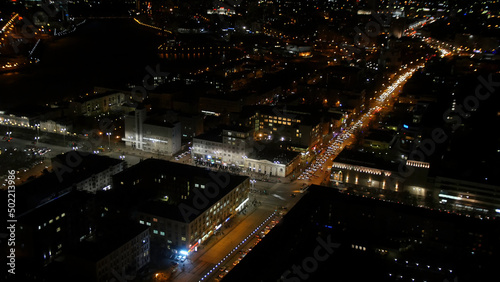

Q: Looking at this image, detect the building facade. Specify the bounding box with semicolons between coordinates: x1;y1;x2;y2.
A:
113;160;250;254
244;148;301;177
192;126;254;166
71;92;126;116
123;108;182;156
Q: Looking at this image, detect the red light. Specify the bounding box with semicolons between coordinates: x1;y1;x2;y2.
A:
18;16;23;20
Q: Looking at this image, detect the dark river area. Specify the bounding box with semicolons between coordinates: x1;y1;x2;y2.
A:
0;18;223;111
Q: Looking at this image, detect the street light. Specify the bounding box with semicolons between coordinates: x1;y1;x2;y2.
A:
106;132;111;149
62;128;66;143
35;123;40;144
6;131;11;138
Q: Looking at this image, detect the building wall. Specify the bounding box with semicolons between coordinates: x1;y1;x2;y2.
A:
434;176;500;212
138;178;250;251
124;109;181;156
79;92;125;116
75;162;125;193
244;159;286;177
0;112;30;127
95;229;150;282
244;154;301;178
254;112;323;149
192;129;253;166
331;160;430;195
39;120;73;135
141;122;181;156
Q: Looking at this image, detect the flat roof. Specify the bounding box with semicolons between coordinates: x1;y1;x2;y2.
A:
193;128;223;143
254;146;300;164
334;149;399;171
114;159;249;222
69;222;149;262
15;153;123;215
224;185;500;281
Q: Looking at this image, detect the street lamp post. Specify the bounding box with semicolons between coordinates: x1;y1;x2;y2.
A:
106;132;111;149
35;123;40;145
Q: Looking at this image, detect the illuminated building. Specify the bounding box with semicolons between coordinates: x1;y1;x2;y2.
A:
113;159;250;253
123;107;181;156
192;126;254;167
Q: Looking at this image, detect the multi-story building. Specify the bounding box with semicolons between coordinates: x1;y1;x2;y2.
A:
70;91;126;116
250;106;327;150
123;107;181;156
192;125;254;167
66;223;150;282
40;119;73;135
14;191;93;272
0;110;30;127
112;159;250;254
330;150;430;198
51;153;126;193
434;176;500;215
244;147;301;178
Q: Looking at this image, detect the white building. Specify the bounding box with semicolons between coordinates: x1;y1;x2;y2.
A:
244;148;301;178
192;126;254;167
123;108;181;156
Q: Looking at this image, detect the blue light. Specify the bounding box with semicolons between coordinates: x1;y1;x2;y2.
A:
403;124;409;129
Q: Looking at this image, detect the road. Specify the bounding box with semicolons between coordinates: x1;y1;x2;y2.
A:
152;179;305;282
295;65;423;188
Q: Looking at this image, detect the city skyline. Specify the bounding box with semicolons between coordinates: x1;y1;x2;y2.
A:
1;0;499;281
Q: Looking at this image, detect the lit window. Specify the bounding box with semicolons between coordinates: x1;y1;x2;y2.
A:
160;231;165;236
146;222;151;226
153;230;158;234
153;218;158;222
56;227;61;232
139;220;144;224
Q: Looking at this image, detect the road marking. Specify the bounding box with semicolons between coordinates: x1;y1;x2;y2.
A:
272;194;285;200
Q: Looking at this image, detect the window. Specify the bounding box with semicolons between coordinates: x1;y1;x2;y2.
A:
139;220;144;224
153;218;158;222
146;222;151;226
153;230;158;234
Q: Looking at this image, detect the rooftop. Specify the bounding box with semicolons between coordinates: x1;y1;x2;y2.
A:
224;185;500;281
15;152;123;215
334;149;400;172
113;159;249;222
254;145;300;164
69;222;149;262
364;129;395;144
